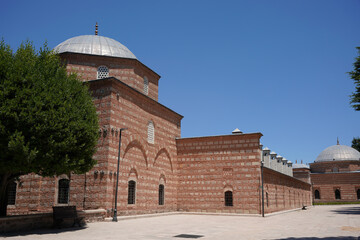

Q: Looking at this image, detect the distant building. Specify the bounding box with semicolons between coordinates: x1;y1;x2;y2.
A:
292;141;360;203
6;32;311;218
310;143;360;203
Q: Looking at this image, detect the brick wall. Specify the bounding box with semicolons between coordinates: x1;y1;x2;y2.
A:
310;161;360;173
263;167;312;213
60;53;160;101
88;77;182;215
311;172;360;202
176;133;263;214
293;168;311;184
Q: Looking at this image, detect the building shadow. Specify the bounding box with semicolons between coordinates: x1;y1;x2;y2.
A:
1;226;87;237
331;206;360;215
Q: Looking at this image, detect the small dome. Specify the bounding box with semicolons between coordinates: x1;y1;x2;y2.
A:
53;35;137;59
315;145;360;162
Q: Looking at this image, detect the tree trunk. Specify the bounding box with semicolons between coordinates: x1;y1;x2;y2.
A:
0;174;10;217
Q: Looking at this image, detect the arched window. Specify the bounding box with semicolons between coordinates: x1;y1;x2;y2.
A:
147;121;154;144
159;184;164;205
314;190;320;199
357;189;360;200
335;189;341;200
7;181;17;205
97;65;109;79
143;76;149;95
224;191;233;206
58;179;70;204
128;180;136;204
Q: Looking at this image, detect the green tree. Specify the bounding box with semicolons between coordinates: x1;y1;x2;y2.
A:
352;137;360;152
0;40;99;216
349;47;360;151
349;47;360;111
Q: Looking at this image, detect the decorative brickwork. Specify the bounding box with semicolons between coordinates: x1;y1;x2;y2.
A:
263;168;312;213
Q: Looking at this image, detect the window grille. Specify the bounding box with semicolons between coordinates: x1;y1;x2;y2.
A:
144;77;149;95
224;191;233;206
147;121;154;144
335;189;341;200
128;180;136;204
7;181;17;205
159;184;164;205
314;190;320;199
97;66;109;79
58;179;70;204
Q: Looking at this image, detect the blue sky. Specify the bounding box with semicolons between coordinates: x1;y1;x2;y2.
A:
1;0;359;164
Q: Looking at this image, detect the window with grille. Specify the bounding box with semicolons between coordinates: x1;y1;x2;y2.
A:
314;190;320;199
144;77;149;95
335;189;341;200
7;181;17;205
224;191;233;206
357;189;360;200
128;180;136;204
147;121;154;144
97;66;109;79
58;179;70;204
159;184;164;205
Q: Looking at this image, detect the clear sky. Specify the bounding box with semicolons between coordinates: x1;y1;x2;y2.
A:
1;0;359;164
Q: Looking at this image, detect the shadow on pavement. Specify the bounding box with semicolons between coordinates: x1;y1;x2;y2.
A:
331;206;360;215
275;237;359;240
1;226;87;237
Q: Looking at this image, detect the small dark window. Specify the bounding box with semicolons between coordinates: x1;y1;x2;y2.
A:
58;179;70;204
159;184;164;205
266;192;269;207
335;189;341;200
128;180;136;204
7;181;17;205
314;190;320;199
224;191;233;206
356;189;360;200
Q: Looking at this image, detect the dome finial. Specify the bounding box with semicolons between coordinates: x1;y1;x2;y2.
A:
95;22;98;36
337;137;339;145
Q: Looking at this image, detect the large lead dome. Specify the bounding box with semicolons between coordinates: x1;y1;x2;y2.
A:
315;145;360;162
53;35;137;59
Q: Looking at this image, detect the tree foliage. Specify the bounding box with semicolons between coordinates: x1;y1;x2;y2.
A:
349;47;360;152
352;137;360;152
349;47;360;111
0;40;99;216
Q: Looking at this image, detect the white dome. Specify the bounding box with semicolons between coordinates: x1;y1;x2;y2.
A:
53;35;137;59
315;145;360;162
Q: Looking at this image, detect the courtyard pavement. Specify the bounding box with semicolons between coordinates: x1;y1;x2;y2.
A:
2;205;360;240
